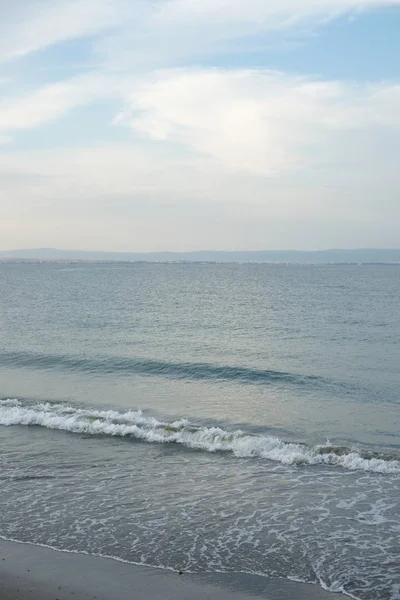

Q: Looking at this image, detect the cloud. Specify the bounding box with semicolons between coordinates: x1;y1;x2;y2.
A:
146;0;400;31
1;0;400;66
1;68;399;199
93;0;400;69
0;0;136;63
1;131;399;251
0;73;124;131
116;68;400;177
1;67;398;186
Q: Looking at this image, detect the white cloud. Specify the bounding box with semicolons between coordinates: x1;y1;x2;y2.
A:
0;0;137;63
148;0;399;28
0;73;124;131
94;0;400;69
2;67;399;185
1;68;399;198
1;0;399;66
116;68;400;177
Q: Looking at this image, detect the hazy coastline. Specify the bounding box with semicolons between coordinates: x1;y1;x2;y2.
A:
1;247;400;264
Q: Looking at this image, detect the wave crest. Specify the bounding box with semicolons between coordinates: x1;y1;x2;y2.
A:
0;351;328;387
1;399;399;474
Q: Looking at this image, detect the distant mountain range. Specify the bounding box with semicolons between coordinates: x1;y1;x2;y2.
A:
1;248;400;264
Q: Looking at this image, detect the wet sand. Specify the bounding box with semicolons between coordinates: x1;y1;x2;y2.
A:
0;538;340;600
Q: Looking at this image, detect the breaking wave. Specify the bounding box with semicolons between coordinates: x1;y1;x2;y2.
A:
1;399;398;474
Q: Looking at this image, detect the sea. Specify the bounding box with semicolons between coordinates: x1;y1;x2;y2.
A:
0;262;399;600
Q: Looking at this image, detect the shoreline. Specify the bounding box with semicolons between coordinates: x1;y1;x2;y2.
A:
0;538;339;600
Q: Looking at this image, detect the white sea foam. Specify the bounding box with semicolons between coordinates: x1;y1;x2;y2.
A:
1;399;399;474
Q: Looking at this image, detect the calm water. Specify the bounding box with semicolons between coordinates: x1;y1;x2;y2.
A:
0;263;399;599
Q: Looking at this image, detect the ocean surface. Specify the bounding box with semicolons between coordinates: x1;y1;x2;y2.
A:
0;262;399;599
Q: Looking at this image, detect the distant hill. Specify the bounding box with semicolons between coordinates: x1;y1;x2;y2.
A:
1;248;400;264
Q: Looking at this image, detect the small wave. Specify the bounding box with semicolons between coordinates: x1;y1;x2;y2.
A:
0;350;326;388
1;399;399;474
0;474;55;481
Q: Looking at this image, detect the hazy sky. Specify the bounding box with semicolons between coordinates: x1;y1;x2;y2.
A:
1;0;399;251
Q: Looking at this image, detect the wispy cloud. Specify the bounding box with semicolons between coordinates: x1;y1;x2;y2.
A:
93;0;400;69
0;73;122;131
2;0;400;65
0;0;134;63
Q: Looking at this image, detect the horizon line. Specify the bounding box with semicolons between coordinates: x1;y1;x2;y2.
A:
2;247;400;254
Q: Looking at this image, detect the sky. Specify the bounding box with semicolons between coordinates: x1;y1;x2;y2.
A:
0;0;400;251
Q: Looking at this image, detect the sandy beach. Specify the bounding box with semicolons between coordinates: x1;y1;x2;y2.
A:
0;538;337;600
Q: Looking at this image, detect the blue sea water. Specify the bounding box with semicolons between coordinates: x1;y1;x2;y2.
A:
0;263;399;599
